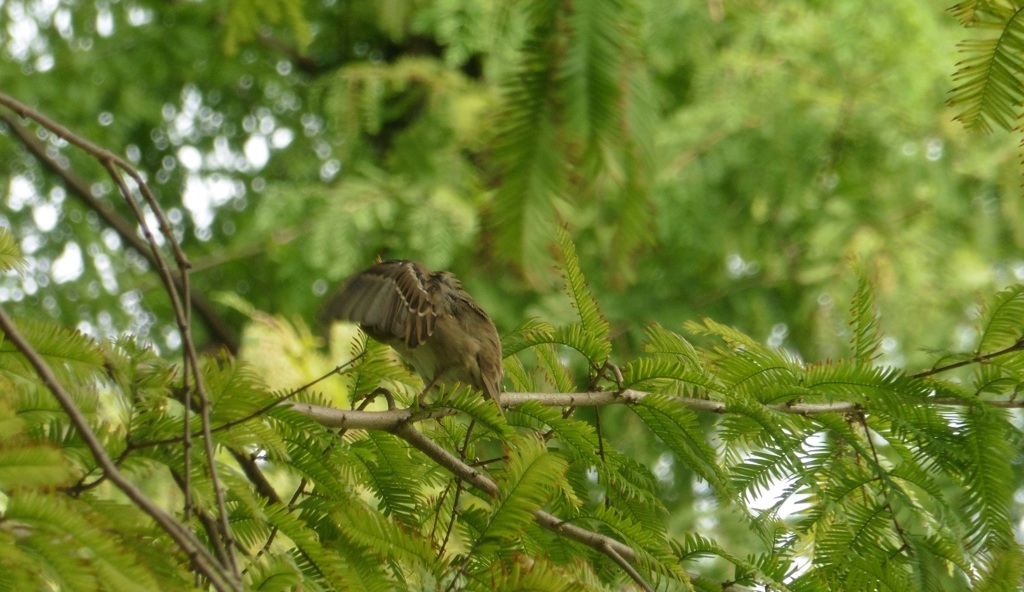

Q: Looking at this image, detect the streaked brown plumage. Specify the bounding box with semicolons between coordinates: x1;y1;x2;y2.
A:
322;260;504;414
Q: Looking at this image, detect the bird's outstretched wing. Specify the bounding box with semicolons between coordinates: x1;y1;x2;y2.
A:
321;260;437;349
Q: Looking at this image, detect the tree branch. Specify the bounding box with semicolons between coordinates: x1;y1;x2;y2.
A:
0;92;241;578
0;109;239;353
0;306;243;592
390;423;654;590
288;387;1024;432
910;338;1024;379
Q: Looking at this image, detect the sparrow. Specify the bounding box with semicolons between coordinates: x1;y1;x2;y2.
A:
322;260;504;415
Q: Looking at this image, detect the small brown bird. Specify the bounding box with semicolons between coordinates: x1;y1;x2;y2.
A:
322;260;504;414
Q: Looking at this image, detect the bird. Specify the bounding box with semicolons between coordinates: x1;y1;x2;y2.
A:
322;260;504;415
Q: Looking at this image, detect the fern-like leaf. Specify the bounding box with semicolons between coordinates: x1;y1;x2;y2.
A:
0;444;71;490
349;431;427;525
501;318;556;357
631;393;730;494
849;266;882;363
0;228;25;273
958;405;1017;550
641;323;701;365
4;492;162;591
620;357;723;397
491;10;565;274
466;435;567;561
265;502;374;589
0;319;105;387
334;502;440;578
555;225;610;352
975;284;1024;352
948;4;1024;133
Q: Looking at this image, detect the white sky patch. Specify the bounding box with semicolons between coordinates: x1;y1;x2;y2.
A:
746;475;811;517
244;135;269;169
92;252;119;294
177;145;203;172
75;320;95;338
180;173;209;225
182;174;240;230
32;202;59;231
52;242;84;283
211;136;238;169
271;127;294;149
8;175;37;211
127;6;153;26
54;8;73;38
5;4;38;61
96;7;114;37
745;431;824;516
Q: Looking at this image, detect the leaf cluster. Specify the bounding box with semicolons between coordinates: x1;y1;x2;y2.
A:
4;221;1024;591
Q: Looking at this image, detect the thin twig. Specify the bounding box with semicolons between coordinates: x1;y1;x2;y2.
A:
857;413;911;552
910;338;1024;379
438;421;475;559
601;541;652;592
104;133;237;578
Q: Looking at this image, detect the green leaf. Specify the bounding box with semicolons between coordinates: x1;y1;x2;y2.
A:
958;405;1017;550
534;342;576;393
491;11;565;275
631;393;730;494
265;503;373;589
4;492;162;592
468;436;567;560
640;323;701;365
0;444;71;490
948;5;1024;133
975;284;1024;352
333;502;440;578
555;225;610;353
350;430;427;525
580;504;686;585
0;228;25;273
501;318;556;357
0;319;105;387
848;265;882;363
620;357;722;396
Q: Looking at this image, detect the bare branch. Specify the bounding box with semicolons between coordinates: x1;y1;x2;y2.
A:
599;539;652;592
287;388;1024;432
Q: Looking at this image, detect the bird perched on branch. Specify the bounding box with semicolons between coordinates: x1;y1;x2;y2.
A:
322;260;504;415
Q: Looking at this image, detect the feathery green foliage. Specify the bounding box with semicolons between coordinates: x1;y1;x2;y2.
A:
849;265;883;363
492;0;654;279
948;2;1024;133
3;232;1024;591
0;229;24;274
